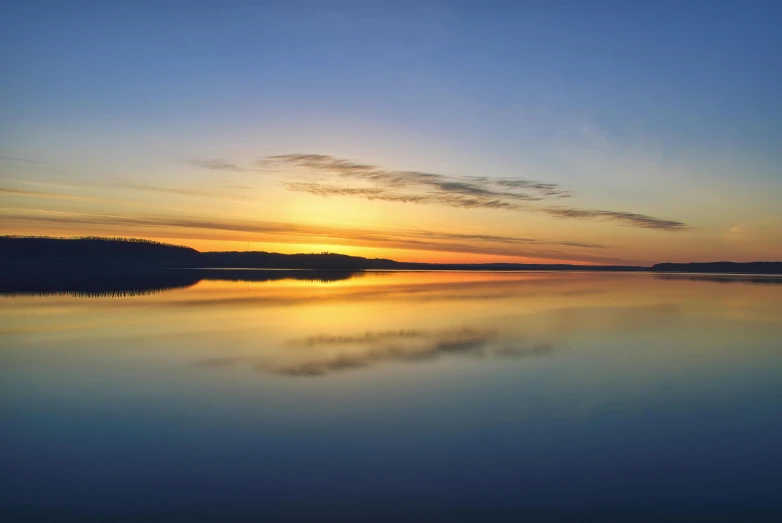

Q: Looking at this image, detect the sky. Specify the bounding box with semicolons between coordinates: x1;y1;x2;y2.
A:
2;0;781;265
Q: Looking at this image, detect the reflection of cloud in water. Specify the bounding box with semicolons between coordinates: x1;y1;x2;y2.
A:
642;303;681;313
494;343;555;358
192;357;241;369
194;328;555;377
288;329;426;347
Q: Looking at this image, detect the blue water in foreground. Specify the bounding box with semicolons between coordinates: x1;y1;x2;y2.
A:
2;272;781;522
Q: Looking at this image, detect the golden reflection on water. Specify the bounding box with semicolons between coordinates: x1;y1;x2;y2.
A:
2;271;781;379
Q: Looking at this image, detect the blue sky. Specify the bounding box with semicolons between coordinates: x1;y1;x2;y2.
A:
2;1;781;263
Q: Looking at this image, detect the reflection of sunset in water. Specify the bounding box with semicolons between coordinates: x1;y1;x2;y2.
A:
3;272;781;377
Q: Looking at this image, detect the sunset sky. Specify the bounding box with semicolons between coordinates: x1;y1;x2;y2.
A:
2;1;781;265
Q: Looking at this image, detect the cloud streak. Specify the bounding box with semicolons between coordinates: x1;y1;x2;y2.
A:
543;208;689;231
189;159;250;172
0;155;43;165
0;187;134;206
104;182;235;199
260;154;689;231
7;179;249;201
283;181;523;210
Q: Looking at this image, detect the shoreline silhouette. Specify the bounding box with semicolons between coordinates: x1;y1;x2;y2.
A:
2;236;781;297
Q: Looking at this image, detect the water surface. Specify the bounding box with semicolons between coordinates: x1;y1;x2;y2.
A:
2;271;781;521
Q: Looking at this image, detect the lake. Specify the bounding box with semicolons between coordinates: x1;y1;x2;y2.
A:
2;271;781;522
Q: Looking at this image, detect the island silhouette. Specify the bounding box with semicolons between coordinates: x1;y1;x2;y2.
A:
2;236;780;296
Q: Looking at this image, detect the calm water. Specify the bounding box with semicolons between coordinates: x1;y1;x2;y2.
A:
2;271;782;522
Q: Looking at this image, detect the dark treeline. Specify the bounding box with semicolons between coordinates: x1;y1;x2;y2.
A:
1;236;203;269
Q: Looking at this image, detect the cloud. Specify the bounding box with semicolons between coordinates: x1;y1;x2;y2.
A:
0;187;127;205
283;182;433;204
543;208;689;231
0;155;43;165
725;225;750;239
723;225;754;244
283;181;525;210
261;153;689;232
264;153;570;204
6;179;246;201
402;230;607;249
288;329;428;348
105;183;234;199
190;159;250;172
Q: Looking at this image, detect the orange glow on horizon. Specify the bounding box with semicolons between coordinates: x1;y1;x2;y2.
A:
0;225;604;265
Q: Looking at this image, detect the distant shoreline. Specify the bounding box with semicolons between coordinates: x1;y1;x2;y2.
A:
2;236;781;297
176;267;782;278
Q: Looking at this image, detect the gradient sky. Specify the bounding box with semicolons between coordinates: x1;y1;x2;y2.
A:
2;1;781;264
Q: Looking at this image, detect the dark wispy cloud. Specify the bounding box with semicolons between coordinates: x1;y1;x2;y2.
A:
1;187;122;204
283;182;432;204
190;159;250;172
543;208;689;231
283;181;523;210
264;153;571;202
260;153;689;231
